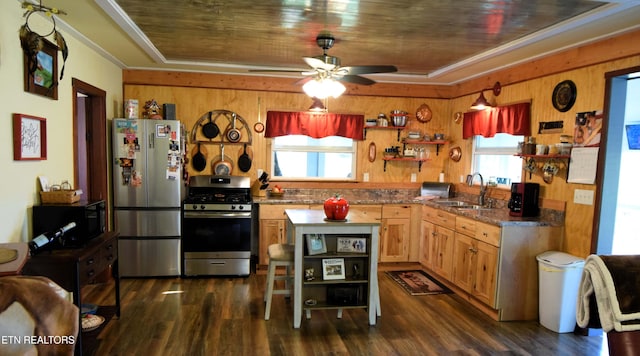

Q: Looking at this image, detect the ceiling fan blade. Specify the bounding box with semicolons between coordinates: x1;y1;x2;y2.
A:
248;69;306;74
303;56;338;71
339;75;376;85
341;65;398;75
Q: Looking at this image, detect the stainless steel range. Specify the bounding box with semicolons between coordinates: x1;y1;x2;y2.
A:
182;175;252;276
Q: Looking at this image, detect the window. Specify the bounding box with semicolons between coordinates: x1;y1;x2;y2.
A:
472;133;523;187
272;135;356;180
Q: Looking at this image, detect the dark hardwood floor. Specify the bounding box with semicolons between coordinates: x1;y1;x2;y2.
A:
82;270;606;355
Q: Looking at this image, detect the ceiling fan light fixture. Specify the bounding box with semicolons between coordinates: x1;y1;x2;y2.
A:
303;78;345;99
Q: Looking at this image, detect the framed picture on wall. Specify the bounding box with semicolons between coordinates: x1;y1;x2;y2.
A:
23;38;58;100
13;113;47;161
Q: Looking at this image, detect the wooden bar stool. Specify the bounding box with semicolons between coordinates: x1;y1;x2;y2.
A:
264;243;294;320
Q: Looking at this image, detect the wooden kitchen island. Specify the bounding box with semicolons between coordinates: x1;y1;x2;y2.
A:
285;209;380;328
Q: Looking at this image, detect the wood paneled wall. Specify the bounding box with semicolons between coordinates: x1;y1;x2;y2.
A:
124;29;640;259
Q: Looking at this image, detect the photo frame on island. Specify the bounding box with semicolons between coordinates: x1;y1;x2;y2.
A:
322;258;346;280
337;237;367;253
306;234;327;255
24;38;58;100
13;113;47;161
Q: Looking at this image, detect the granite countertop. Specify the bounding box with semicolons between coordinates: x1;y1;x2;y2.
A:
253;189;564;228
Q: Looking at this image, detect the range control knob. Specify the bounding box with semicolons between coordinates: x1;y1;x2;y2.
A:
231;205;236;210
192;205;198;210
200;205;206;210
238;205;244;210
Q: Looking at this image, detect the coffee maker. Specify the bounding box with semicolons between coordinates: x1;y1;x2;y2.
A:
508;183;540;217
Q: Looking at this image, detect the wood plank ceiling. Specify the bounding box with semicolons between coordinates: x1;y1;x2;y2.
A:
45;0;640;84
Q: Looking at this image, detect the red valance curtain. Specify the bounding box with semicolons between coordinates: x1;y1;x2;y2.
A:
265;111;365;140
462;102;531;139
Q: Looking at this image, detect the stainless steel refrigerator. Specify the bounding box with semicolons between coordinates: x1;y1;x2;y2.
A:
112;118;183;277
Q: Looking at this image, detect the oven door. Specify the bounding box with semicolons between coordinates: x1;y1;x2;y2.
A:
182;210;252;256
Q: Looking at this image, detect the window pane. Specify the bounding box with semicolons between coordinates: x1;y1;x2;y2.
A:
272;135;355;180
472;133;523;186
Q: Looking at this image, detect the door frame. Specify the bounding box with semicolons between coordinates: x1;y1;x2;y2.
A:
72;78;109;225
591;65;640;253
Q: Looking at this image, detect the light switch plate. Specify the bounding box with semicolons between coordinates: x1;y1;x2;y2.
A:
410;173;417;182
363;173;369;182
574;189;594;205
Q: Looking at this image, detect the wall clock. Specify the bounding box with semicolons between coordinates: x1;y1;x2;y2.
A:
552;80;577;112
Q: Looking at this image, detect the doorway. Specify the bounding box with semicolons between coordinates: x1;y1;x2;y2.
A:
592;67;640;254
72;78;109;226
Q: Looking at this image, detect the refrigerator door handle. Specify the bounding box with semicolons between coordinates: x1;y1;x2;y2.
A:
149;132;154;149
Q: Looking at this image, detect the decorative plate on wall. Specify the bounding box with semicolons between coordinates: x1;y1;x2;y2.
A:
415;103;432;123
449;146;462;162
552;80;577;112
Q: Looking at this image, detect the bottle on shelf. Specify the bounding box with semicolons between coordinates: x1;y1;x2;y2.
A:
28;222;77;255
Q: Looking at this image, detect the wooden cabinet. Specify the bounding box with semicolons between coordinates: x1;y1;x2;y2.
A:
258;204;308;266
421;207;455;280
422;205;561;321
380;205;412;262
452;232;498;307
22;232;120;356
453;216;500;308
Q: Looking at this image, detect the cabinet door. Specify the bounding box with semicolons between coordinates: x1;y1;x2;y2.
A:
472;240;498;307
420;220;435;268
258;219;285;265
432;226;454;281
452;233;475;293
380;218;410;262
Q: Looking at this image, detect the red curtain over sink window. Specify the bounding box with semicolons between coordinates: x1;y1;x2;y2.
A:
462;102;531;138
265;111;364;140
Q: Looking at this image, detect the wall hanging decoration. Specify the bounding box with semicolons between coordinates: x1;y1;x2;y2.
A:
552;80;577;112
19;1;69;100
13;113;47;161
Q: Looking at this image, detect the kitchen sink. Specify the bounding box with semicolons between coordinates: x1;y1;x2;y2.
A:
432;200;491;210
432;200;470;206
456;204;491;210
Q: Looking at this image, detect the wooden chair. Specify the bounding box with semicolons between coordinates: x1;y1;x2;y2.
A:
264;243;294;320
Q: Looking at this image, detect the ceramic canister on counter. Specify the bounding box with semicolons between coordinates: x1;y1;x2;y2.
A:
124;99;139;119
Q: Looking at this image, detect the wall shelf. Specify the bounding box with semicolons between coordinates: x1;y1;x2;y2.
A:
363;126;406;141
382;156;431;172
402;139;448;155
515;154;571;179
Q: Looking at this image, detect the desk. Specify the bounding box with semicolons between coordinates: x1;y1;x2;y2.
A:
285;209;380;328
22;232;120;356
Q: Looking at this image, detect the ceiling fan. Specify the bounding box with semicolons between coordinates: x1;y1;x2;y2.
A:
251;32;397;92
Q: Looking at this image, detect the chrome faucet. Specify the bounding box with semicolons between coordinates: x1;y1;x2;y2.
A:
468;172;487;206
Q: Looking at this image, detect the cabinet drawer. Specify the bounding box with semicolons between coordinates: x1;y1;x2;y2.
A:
350;205;382;219
423;206;456;229
259;204;308;220
475;222;501;247
455;216;477;236
79;251;103;285
382;205;412;219
102;239;118;266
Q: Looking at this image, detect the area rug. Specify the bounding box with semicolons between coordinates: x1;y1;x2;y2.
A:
386;270;452;296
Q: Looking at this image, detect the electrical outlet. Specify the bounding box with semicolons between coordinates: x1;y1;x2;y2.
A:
574;189;594;205
363;173;369;182
410;173;417;182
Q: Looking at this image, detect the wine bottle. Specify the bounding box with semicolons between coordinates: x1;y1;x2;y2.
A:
28;222;77;255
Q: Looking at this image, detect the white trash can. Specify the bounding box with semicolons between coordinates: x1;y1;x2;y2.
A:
536;251;585;333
